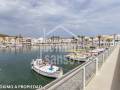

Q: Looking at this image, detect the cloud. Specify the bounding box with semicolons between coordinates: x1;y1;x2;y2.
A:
0;0;120;37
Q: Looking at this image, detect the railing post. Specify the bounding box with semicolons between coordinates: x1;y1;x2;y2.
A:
102;53;105;63
108;48;110;55
96;58;98;74
106;50;108;58
83;67;86;90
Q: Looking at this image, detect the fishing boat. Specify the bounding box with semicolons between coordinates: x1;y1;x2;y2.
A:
0;44;6;48
15;44;22;47
65;52;89;62
31;59;63;78
7;43;22;47
96;48;105;52
89;48;106;56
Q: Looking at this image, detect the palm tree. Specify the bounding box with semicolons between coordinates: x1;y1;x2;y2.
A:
77;35;80;38
97;35;102;47
77;35;81;45
57;36;60;44
80;36;85;48
71;36;78;50
85;38;89;52
18;34;23;45
90;37;94;46
2;37;6;45
77;35;82;50
106;38;111;47
85;38;89;45
51;36;55;44
71;36;76;43
14;36;18;46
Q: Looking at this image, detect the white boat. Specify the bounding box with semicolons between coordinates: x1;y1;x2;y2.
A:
31;59;63;78
89;48;106;56
15;44;22;47
65;52;89;61
0;44;6;48
96;48;105;52
6;43;22;47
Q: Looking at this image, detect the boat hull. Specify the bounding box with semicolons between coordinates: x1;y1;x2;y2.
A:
31;66;63;78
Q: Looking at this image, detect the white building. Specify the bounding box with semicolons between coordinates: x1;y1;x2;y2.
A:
31;37;44;45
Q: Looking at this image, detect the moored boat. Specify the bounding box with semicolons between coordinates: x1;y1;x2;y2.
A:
89;48;106;56
31;59;63;78
0;44;6;48
65;52;89;62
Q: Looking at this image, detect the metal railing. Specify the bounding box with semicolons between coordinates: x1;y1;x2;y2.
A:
39;46;116;90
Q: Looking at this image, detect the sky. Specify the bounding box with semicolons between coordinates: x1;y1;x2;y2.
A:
0;0;120;37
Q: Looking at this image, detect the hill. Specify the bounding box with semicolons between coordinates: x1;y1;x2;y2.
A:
0;34;9;37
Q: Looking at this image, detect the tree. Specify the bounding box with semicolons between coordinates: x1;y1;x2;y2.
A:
77;35;81;44
2;37;6;44
71;36;77;43
80;36;85;48
14;36;18;45
97;35;102;48
90;37;94;46
106;38;111;47
51;36;55;44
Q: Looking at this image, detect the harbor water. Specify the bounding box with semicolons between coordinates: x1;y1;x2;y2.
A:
0;45;82;90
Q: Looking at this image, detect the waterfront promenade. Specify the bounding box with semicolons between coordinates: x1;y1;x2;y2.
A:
38;46;116;90
86;46;120;90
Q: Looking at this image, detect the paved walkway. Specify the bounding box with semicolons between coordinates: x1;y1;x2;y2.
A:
86;46;120;90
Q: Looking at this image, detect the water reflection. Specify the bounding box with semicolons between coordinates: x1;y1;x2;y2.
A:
0;45;81;90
